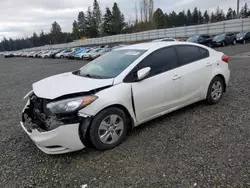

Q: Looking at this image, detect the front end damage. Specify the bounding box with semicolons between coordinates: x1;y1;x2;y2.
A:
21;93;91;154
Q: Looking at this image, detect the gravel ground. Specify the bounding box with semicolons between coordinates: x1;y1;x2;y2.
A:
0;44;250;188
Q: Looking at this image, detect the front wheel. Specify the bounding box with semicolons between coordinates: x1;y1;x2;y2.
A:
243;40;246;44
208;42;213;48
222;41;225;47
232;39;236;45
206;76;224;105
88;107;128;150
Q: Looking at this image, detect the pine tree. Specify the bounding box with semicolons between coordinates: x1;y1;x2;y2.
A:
102;7;113;35
240;3;248;18
226;8;233;20
72;20;80;40
186;9;192;25
198;10;203;24
92;0;102;36
211;12;216;22
232;10;237;18
203;10;210;23
50;21;62;44
85;7;95;38
177;10;186;26
153;8;166;29
111;2;125;34
192;7;199;24
77;11;86;37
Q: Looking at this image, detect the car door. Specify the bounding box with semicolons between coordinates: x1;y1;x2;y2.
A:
128;47;181;122
246;32;250;41
175;45;212;104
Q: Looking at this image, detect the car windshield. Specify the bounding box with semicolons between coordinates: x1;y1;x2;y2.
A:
214;34;226;40
237;32;246;37
187;36;199;42
77;49;146;79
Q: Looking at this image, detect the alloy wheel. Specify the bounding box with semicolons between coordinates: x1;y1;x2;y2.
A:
98;115;124;144
211;81;223;101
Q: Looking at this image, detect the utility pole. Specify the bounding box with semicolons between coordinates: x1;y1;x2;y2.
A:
237;0;240;18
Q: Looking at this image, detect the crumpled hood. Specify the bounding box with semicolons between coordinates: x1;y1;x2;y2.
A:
33;72;114;99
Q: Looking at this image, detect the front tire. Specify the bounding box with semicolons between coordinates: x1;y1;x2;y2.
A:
232;39;236;45
206;76;224;105
88;107;128;150
222;41;225;47
243;40;246;44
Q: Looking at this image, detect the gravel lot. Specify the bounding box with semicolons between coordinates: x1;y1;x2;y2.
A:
0;44;250;188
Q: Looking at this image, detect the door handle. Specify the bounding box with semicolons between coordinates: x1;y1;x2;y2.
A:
206;62;212;67
172;74;182;80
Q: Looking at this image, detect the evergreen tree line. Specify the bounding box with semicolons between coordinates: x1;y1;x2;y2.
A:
1;0;250;51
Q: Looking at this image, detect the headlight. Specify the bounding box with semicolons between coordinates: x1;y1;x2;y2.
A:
47;96;98;114
240;37;243;40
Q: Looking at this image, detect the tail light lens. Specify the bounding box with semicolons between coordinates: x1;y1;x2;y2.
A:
222;55;229;63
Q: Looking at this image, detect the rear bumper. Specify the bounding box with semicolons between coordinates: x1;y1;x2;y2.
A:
20;99;85;154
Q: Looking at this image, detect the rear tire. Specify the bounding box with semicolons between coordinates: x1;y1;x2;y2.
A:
206;76;224;105
222;41;225;47
60;55;64;58
208;42;213;48
88;107;128;150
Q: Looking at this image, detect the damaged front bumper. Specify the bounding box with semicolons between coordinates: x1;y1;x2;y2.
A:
20;99;88;154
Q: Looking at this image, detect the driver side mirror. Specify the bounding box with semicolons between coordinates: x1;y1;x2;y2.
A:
137;67;151;81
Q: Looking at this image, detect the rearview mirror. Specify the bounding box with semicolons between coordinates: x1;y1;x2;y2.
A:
137;67;151;81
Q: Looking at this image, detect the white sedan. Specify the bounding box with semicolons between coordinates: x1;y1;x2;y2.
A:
21;42;230;154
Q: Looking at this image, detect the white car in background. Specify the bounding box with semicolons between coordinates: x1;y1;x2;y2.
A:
55;49;72;58
21;42;230;154
89;48;112;60
40;50;54;58
83;48;103;60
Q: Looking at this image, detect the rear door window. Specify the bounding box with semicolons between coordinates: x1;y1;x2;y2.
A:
176;45;202;66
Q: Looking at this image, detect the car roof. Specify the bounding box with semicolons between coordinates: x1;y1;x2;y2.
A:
116;41;202;51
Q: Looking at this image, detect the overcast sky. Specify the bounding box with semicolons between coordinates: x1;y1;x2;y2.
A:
0;0;238;40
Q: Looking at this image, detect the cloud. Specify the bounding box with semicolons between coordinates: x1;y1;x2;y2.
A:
0;0;238;40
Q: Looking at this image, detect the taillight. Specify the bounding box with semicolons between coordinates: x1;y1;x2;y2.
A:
222;55;229;63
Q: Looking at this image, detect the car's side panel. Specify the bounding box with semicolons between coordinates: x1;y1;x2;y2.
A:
131;69;182;122
78;83;137;125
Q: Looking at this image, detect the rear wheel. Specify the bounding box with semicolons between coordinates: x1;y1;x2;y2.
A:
208;42;213;48
60;55;64;58
88;107;128;150
206;76;224;105
222;41;225;47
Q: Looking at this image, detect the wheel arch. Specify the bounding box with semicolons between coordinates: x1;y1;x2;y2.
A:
214;74;226;92
94;104;135;132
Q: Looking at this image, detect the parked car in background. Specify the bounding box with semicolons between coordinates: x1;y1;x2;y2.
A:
4;52;14;58
51;49;64;58
83;48;102;60
212;33;236;47
21;42;230;154
236;31;250;44
55;49;72;58
151;38;177;42
67;48;84;59
89;48;112;60
187;34;213;47
41;50;55;58
74;49;92;60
